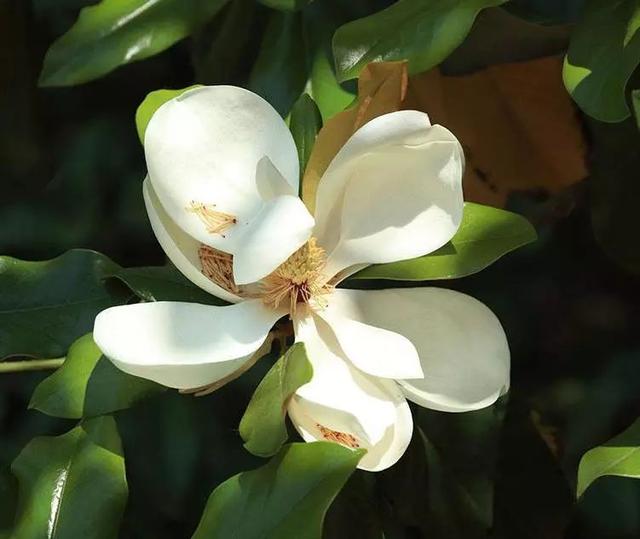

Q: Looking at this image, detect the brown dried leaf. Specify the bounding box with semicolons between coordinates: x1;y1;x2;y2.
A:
404;56;588;207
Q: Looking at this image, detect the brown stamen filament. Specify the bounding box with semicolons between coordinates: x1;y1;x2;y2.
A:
316;424;361;449
198;245;239;295
187;201;237;236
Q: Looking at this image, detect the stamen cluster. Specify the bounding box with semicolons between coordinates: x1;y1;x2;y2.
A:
260;238;332;314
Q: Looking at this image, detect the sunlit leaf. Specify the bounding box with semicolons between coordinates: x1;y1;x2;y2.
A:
135;85;201;144
11;416;127;539
289;94;322;180
563;0;640;122
577;418;640;498
192;442;364;539
30;334;164;419
39;0;229;86
332;0;507;81
351;203;537;281
0;249;127;360
239;343;313;457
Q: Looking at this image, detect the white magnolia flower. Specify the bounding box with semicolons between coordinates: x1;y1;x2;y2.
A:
94;86;510;472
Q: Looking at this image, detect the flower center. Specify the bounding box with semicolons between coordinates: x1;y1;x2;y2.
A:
261;238;333;314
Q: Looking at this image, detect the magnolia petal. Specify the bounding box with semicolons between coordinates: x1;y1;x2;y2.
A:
232;195;315;285
328;288;510;412
143;180;241;303
289;313;412;472
256;156;298;200
312;111;464;279
315;307;423;380
145;85;299;252
93;300;284;389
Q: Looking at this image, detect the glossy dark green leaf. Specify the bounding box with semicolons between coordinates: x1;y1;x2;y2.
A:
564;0;640;122
135;85;201;143
332;0;507;81
351;203;537;281
39;0;229;87
301;1;357;121
258;0;312;11
633;89;640;129
0;468;17;535
589;118;640;273
0;249;126;360
112;264;227;305
249;10;308;115
493;399;573;539
239;343;313;457
577;418;640;498
192;442;364;539
415;401;506;537
11;416;127;539
289;94;322;179
30;333;164;419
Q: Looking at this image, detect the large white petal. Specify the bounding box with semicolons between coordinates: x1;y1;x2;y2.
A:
93;300;285;389
312;111;464;279
143;180;241;303
328;288;510;412
232;195;315;285
145;85;299;253
315;306;423;380
289;313;412;472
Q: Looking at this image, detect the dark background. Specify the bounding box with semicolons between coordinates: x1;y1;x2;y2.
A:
2;1;640;537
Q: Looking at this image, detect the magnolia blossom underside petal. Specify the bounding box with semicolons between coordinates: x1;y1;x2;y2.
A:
289;313;412;471
313;111;464;279
93;300;285;389
143;179;241;303
314;308;423;380
145;86;299;252
328;288;510;412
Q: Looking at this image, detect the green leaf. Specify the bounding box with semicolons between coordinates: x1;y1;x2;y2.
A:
30;333;164;419
301;1;357;121
415;401;506;536
589;117;640;273
239;343;313;457
307;47;355;121
633;89;640;129
493;399;573;539
0;249;127;360
258;0;313;11
112;264;227;305
39;0;229;87
249;11;308;115
563;0;640;122
289;94;322;179
351;203;537;281
11;416;127;539
332;0;507;81
192;442;364;539
135;85;201;144
0;468;17;534
577;418;640;498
